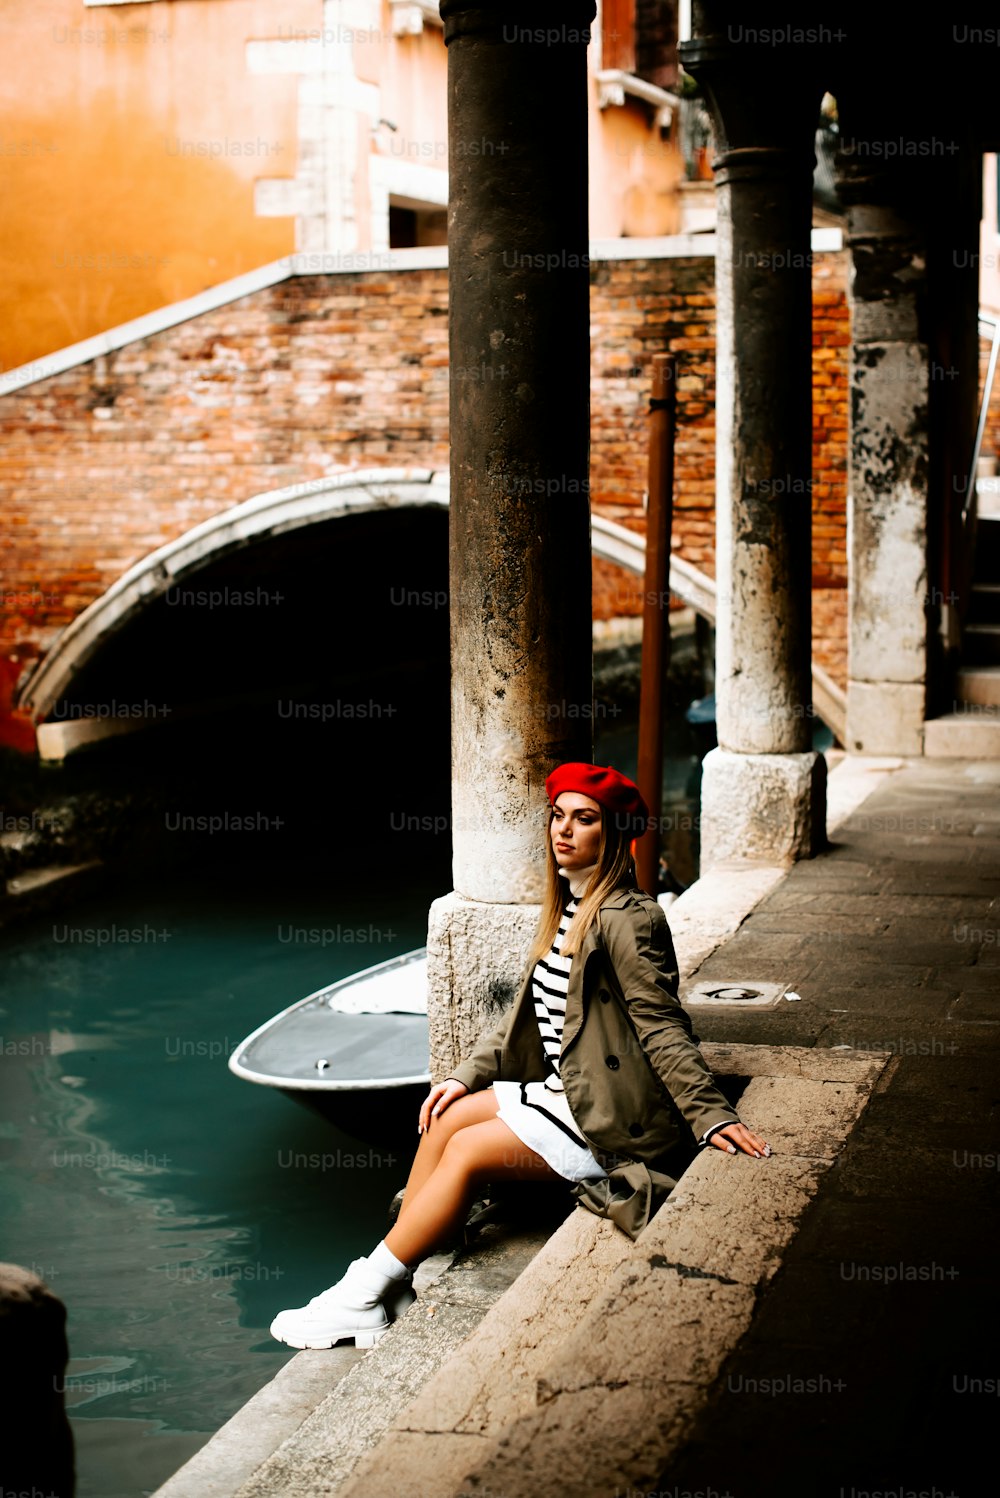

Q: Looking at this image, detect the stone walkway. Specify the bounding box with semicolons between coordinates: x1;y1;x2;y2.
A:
659;757;1000;1498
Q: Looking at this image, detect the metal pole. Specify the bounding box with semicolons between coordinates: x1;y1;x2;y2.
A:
635;352;676;896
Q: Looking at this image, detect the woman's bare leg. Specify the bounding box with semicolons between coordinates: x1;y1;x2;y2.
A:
269;1113;561;1348
394;1089;501;1222
385;1117;562;1266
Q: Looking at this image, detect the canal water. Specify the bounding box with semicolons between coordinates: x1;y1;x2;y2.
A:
0;856;443;1498
0;657;752;1497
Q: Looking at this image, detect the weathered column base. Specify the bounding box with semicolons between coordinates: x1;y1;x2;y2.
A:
699;748;826;871
846;681;926;756
426;891;540;1080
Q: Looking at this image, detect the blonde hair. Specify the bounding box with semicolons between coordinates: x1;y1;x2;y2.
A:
526;803;638;966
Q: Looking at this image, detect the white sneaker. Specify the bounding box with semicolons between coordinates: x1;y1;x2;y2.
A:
269;1259;392;1349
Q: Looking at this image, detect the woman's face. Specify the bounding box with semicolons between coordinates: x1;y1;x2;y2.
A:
550;793;603;873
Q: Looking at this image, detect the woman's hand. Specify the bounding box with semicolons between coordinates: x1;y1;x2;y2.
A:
709;1122;771;1159
418;1078;469;1133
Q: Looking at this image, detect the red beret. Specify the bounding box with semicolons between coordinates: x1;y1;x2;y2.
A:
545;762;649;828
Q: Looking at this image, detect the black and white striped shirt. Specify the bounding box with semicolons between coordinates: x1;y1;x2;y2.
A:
531;895;578;1093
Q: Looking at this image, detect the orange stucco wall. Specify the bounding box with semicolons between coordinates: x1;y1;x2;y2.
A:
3;2;684;375
588;93;685;239
0;0;318;373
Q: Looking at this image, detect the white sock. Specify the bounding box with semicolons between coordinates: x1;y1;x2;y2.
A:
367;1240;410;1279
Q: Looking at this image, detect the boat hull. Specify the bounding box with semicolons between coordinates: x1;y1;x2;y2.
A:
279;1080;428;1144
228;949;431;1142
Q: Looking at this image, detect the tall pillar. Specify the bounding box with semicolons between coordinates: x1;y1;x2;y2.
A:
681;22;826;867
837;147;931;754
926;151;982;711
0;1264;75;1498
428;2;596;1076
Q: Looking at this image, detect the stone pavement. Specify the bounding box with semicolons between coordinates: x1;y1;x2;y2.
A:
658;757;1000;1498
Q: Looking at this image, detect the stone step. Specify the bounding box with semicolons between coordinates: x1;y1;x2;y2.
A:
968;582;1000;625
152;1345;368;1498
229;1233;549;1498
962;622;1000;664
923;708;1000;757
976;475;1000;519
973;515;1000;580
335;1047;888;1498
151;1239;543;1498
956;664;1000;707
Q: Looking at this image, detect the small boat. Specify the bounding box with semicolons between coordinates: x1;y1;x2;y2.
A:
228;948;430;1139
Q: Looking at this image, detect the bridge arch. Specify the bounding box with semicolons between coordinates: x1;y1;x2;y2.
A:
19;465;721;746
18;468;452;727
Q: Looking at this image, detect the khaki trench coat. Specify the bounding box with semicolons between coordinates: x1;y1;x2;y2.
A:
448;885;740;1240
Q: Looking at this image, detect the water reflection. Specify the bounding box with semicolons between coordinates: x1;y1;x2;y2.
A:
0;861;432;1498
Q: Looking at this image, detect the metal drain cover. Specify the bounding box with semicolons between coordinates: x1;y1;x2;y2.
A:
683;979;788;1008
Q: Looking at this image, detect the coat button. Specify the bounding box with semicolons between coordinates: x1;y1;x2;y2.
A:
629;1123;643;1138
605;1055;620;1070
599;993;610;1004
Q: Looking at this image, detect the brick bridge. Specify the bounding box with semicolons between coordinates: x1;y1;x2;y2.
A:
0;240;852;755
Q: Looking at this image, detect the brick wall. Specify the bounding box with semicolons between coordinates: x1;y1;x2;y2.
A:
0;252;850;744
588;250;849;618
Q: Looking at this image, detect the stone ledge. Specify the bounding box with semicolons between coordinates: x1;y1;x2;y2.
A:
701;1040;888;1087
336;1049;890;1498
668;860;789;977
229;1228;551;1498
0;859;107;932
152;1346;367;1498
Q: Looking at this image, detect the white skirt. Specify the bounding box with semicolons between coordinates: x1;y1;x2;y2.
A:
492;1080;608;1183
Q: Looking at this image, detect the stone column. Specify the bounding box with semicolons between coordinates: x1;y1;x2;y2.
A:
428;2;596;1075
836;147;931;755
0;1264;75;1497
681;22;826;868
926;152;982;710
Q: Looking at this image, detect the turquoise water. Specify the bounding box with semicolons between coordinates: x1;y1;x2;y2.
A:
0;861;437;1498
0;687;721;1497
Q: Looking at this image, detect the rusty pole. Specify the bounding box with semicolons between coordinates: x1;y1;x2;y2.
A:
635;352;677;897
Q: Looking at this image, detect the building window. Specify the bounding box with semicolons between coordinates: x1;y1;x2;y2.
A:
602;0;637;73
389;203;447;249
596;0;681;122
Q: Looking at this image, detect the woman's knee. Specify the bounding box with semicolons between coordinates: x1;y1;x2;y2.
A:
437;1122;496;1185
426;1089;497;1144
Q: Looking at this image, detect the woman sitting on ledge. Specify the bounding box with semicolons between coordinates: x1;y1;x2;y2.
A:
270;762;770;1350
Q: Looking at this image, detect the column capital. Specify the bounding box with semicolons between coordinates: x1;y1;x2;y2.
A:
680;29;824;162
712;144;818;189
833;150;927;214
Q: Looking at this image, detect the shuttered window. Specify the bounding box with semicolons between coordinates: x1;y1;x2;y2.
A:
602;0;637;74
